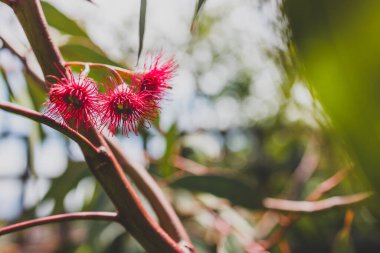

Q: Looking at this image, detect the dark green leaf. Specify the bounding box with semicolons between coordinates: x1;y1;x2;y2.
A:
191;0;207;33
170;174;261;209
137;0;147;63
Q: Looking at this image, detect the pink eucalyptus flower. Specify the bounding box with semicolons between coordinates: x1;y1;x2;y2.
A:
99;82;158;136
45;69;100;129
134;53;177;100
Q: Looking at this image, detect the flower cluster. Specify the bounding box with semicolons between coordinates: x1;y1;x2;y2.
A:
45;55;176;136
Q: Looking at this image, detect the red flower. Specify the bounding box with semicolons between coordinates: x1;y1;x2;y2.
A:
99;82;158;136
134;53;177;100
45;69;99;129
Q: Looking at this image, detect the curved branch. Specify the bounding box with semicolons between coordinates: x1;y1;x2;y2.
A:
5;1;189;252
261;169;358;250
0;101;98;154
0;212;117;236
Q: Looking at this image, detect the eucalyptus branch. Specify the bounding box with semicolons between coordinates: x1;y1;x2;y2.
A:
0;36;47;91
0;212;117;236
0;101;98;154
3;1;188;252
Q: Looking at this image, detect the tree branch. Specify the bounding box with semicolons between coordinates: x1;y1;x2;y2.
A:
4;1;189;252
0;212;117;236
0;101;98;154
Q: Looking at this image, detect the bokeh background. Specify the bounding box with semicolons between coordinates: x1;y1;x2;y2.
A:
0;0;379;252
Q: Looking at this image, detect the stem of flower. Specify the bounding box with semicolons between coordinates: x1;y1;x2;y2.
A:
0;212;118;236
65;61;133;84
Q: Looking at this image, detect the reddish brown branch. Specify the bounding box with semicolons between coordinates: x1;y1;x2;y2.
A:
3;1;191;252
0;212;117;236
261;169;353;250
306;169;348;201
0;101;98;154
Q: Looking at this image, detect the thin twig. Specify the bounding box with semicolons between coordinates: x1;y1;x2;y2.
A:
306;169;348;201
172;155;216;175
263;192;371;213
261;169;351;250
284;139;320;199
254;140;320;240
0;36;47;91
0;101;98;154
0;212;117;236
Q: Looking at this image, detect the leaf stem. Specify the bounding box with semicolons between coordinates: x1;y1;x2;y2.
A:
65;61;133;83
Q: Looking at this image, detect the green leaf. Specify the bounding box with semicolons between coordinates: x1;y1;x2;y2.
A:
159;124;178;177
0;68;15;101
60;44;120;66
170;174;261;209
41;1;87;37
191;0;207;33
218;234;245;253
137;0;147;63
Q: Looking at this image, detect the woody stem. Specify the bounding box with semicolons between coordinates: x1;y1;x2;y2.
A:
3;1;186;252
